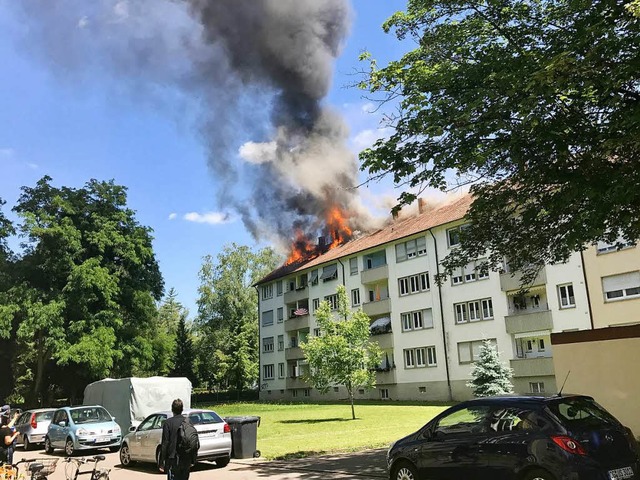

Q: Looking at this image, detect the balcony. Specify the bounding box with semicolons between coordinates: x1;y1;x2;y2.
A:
362;298;391;317
375;368;397;385
285;346;305;360
285;315;310;332
361;264;389;284
373;332;394;350
505;309;553;335
283;286;308;304
510;357;555;377
286;377;310;389
500;267;547;292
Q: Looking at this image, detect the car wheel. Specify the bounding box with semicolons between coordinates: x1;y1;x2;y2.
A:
392;461;418;480
522;468;557;480
119;443;133;467
216;456;230;468
23;435;31;451
44;437;54;454
65;437;75;456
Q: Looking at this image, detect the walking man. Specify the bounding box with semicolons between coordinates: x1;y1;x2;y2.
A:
160;399;191;480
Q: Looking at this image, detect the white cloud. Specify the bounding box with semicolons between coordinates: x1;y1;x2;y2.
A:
361;102;376;114
0;148;15;159
183;211;232;225
351;127;394;152
26;162;38;170
77;16;89;29
168;213;177;220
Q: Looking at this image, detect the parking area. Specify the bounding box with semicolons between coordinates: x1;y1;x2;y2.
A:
11;447;387;480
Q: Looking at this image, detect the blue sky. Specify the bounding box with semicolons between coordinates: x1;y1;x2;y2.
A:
0;0;410;314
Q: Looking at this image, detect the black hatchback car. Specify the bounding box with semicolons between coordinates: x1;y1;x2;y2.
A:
387;394;640;480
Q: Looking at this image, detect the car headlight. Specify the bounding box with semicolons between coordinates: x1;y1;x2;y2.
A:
113;426;121;435
76;429;88;436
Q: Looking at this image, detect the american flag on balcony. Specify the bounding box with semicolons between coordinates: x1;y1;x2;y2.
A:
293;308;309;316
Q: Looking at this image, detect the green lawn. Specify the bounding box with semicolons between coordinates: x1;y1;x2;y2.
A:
207;402;449;459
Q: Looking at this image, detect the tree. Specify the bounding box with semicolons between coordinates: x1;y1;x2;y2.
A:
144;287;184;377
301;285;382;420
195;244;280;395
467;340;514;397
0;176;164;404
359;1;640;283
0;198;16;402
171;313;196;385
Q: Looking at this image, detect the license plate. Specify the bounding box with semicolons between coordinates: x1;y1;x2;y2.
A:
609;467;634;480
201;431;219;438
96;436;111;443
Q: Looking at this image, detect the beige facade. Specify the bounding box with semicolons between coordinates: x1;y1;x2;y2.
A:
551;325;640;437
582;244;640;327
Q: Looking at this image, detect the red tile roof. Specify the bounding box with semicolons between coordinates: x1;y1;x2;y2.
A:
256;194;473;285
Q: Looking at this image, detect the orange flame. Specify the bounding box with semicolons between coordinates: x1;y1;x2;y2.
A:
284;205;352;265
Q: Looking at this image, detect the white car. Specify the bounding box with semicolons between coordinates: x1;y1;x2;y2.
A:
119;409;232;469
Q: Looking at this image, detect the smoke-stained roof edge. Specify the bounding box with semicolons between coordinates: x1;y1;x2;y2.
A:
254;194;473;286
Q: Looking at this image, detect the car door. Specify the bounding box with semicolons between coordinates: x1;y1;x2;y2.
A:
417;405;492;480
48;410;62;446
129;415;158;461
15;412;29;440
141;415;165;461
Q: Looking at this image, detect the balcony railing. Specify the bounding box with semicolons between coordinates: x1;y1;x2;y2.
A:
361;264;389;284
286;376;310;389
284;315;310;332
500;267;547;292
283;286;309;304
505;309;553;335
510;357;554;377
373;332;394;350
285;346;305;360
362;298;391;317
375;367;397;385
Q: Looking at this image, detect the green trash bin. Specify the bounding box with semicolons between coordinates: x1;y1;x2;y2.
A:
224;416;261;459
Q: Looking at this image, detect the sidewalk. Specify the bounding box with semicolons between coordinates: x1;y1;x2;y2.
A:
233;448;388;478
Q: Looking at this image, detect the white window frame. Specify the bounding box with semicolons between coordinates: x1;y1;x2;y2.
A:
277;335;284;351
263;364;274;380
324;294;339;310
404;349;416;368
278;363;285;379
456;298;493;324
415;348;426;367
399;277;410;296
458;339;496;364
558;283;576;308
481;298;494;319
351;288;361;306
277;307;284;323
261;284;273;300
602;272;640;302
529;382;545;393
455;303;468;324
380;388;389;400
426;346;437;367
276;281;283;296
261;310;274;326
262;337;274;353
399;272;429;296
349;257;358;275
312;298;320;311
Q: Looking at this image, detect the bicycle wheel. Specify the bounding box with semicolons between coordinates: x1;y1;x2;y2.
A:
95;473;109;480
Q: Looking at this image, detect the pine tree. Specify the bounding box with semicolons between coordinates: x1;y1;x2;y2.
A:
467;340;514;397
171;313;196;385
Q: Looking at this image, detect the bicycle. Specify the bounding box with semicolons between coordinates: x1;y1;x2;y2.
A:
0;458;59;480
63;456;110;480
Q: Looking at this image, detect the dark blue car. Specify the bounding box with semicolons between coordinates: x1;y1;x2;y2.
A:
387;394;640;480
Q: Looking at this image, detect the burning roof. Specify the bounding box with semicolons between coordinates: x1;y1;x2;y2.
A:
255;194;473;285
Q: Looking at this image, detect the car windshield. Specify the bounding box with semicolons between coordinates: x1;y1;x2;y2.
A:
188;411;223;425
547;397;620;429
36;411;54;422
70;407;112;424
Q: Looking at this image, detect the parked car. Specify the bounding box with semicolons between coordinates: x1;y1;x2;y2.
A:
119;409;231;469
14;408;56;450
44;405;122;456
387;394;640;480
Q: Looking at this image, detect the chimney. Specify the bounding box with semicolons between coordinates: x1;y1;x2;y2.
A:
392;210;400;221
318;236;326;249
418;198;426;214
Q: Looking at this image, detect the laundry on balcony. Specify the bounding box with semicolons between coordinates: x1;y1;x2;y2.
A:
369;316;392;335
293;307;309;316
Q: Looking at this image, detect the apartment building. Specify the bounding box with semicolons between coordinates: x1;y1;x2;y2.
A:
256;196;593;402
552;239;640;435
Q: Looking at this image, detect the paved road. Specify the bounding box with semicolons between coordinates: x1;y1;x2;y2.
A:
11;447;387;480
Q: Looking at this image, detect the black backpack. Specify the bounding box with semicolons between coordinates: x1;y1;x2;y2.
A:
177;418;200;460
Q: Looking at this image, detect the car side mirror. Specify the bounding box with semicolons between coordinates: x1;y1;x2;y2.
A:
112;417;116;421
129;426;136;432
430;429;445;442
58;421;66;427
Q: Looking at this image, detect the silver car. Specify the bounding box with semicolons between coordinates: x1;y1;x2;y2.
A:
119;409;232;469
14;408;56;450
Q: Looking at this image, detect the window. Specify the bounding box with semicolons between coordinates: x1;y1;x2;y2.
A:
303;389;310;397
312;298;320;311
380;388;389;400
396;236;427;262
458;339;496;364
435;406;492;436
278;363;285;378
263;364;274;380
313;328;321;336
320;264;338;282
426;346;437;366
401;309;433;331
452;259;489;285
349;257;358;275
602;272;640;301
292;390;298;398
530;382;545;394
277;335;284;351
558;283;576;308
419;386;427;393
404;349;415;368
309;269;319;285
261;310;274;326
597;234;635;254
351;288;361;306
261;284;273;300
277;307;284;323
324;294;339;310
364;250;386;270
447;225;469;248
276;281;283;296
333;387;339;393
398;272;430;296
455;298;493;324
262;337;274;353
290;336;298;348
416;348;426;367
